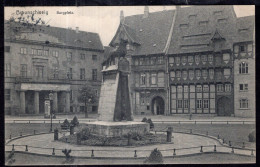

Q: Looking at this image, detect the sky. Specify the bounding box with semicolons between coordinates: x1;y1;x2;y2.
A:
5;6;255;46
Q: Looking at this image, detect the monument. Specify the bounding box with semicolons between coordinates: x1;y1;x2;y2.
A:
84;44;150;137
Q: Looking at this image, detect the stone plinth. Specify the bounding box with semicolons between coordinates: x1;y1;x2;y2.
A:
83;121;150;137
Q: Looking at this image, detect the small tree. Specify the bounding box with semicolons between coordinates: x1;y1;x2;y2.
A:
70;116;79;127
78;85;97;118
144;148;163;164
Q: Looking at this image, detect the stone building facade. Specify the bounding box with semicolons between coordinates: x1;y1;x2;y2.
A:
103;6;255;117
4;21;104;115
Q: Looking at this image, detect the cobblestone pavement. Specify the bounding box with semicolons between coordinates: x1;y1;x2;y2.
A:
5;132;255;158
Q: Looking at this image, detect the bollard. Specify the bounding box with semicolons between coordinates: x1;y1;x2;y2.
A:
173;149;176;156
25;145;28;151
12;144;15;151
206;131;208;136
134;150;137;158
52;148;55;155
217;135;220;139
242;142;245;148
229;141;232;147
54;128;59;141
190;129;192;134
20;132;22;136
34;130;36;135
65;138;68;143
91;150;94;157
251;150;254;156
10;135;11;139
167;127;172;142
231;147;234;153
223;138;225;144
200;146;203;153
214;145;216;152
243;121;245;125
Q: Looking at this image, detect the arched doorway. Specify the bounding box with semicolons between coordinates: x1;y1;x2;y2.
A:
151;96;165;115
217;96;232;116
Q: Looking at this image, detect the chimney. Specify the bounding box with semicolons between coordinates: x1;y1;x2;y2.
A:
120;10;125;23
76;27;79;33
143;6;149;18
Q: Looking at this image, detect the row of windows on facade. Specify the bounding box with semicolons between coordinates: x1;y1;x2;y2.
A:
139;73;163;85
4;63;98;80
5;46;98;61
172;84;232;93
179;18;229;29
133;56;164;66
234;43;253;54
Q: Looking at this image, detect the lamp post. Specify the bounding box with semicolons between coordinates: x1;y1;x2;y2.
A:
49;91;54;132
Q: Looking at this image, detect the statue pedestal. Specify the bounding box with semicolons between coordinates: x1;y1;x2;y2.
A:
83;121;150;137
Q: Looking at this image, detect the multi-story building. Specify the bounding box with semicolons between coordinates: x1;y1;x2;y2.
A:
4;21;104;115
103;6;255;117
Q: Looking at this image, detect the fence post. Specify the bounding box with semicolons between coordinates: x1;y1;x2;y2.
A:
251;150;254;156
12;144;15;151
34;130;36;135
206;131;208;136
20;132;22;136
173;149;176;156
231;147;234;153
52;148;55;155
242;142;245;148
243;121;245;125
200;146;203;153
91;150;94;157
229;141;232;147
223;138;225;144
134;150;137;158
214;145;216;152
25;145;28;151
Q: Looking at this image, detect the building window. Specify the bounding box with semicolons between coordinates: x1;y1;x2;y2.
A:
170;71;175;80
240;99;248;109
169;57;174;65
239;84;248;91
5;63;11;77
52;51;59;57
217;84;224;92
247;44;253;52
196;99;202;109
157;56;163;64
140;73;146;85
189;70;194;80
216;71;222;80
5;89;11;100
139;58;144;65
177;100;183;108
182;56;187;64
36;66;44;78
240;45;245;52
37;49;43;56
151;57;156;65
195;55;200;64
209;69;214;78
214;11;222;16
95;89;98;96
5;46;10;52
145;57;150;65
196;70;201;78
183;71;188;80
92;106;98;113
134;58;139;65
80;68;85;80
176;71;181;78
147;105;150;110
151;73;157;85
196;85;202;92
184;85;189;92
70;90;73;101
201;55;207;62
67;68;73;79
177;86;182;93
53;67;59;79
184;99;189;109
224;68;231;77
223;53;230;62
225;84;231;92
140;97;145;105
202;70;208;78
92;69;97;81
20;47;27;54
20;64;27;77
67;52;72;61
31;48;37;55
175;57;180;64
188;56;193;63
239;62;248;74
92;55;97;61
80;53;85;60
208;54;213;62
80;106;85;112
203;100;209;109
43;50;49;56
203;85;209;92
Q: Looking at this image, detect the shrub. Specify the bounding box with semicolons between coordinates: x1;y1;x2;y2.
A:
141;117;147;122
144;148;163;164
147;118;154;129
80;127;91;140
70;116;79;127
62;119;70;126
248;130;256;142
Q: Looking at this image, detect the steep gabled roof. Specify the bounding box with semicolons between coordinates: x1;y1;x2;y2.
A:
109;10;175;56
234;15;255;43
167;6;238;54
4;21;104;51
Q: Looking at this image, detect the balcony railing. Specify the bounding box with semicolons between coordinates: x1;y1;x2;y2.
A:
15;76;70;84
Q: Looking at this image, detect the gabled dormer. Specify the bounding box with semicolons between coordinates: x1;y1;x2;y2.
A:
211;29;226;52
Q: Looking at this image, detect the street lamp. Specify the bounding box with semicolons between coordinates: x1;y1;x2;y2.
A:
49;91;54;132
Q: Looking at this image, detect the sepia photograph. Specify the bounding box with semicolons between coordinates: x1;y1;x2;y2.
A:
4;5;255;165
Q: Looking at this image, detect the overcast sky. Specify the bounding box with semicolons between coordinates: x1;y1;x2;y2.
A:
5;6;255;46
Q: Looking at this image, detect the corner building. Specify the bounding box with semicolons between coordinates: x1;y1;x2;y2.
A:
103;6;255;117
4;21;104;115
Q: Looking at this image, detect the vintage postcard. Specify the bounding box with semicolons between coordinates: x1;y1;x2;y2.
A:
4;5;255;165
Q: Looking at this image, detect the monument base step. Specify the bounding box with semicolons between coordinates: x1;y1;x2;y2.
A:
83;121;150;137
